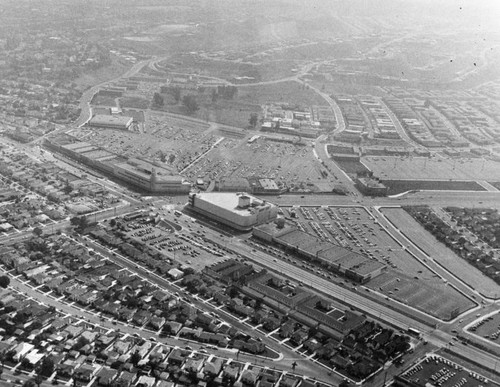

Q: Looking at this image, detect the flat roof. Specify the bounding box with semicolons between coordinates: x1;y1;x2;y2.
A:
115;161;182;183
357;178;386;188
80;149;115;160
195;192;271;216
90;115;133;127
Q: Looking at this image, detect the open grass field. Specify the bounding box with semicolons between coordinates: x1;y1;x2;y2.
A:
489;181;500;190
382;180;486;195
381;207;499;298
237;81;328;107
364;155;500;181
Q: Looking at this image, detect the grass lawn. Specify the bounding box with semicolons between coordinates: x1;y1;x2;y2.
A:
382;207;498;299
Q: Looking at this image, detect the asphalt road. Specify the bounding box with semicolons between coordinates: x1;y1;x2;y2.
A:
75;234;341;384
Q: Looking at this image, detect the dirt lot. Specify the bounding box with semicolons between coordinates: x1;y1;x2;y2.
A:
381;207;499;299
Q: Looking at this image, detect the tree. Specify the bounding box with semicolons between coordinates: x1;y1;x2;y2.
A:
0;276;10;288
109;218;116;227
34;374;44;387
73;336;89;351
211;89;218;103
63;184;73;195
274;120;281;132
308;325;319;338
249;113;258;128
130;351;141;366
228;286;239;299
153;92;164;107
182;95;199;114
70;216;88;231
33;227;43;237
21;357;32;369
168;87;181;103
339;379;351;387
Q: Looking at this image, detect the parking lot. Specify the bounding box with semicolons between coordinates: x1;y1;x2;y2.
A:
467;311;500;343
123;212;230;271
183;137;334;192
398;354;497;387
278;205;475;320
282;205;412;270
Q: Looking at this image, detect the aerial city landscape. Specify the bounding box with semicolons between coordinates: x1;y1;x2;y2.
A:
0;0;500;386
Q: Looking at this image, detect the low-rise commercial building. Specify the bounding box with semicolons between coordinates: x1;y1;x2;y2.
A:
88;114;133;130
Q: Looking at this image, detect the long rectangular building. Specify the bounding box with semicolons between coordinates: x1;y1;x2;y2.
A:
253;222;386;283
88;115;133;130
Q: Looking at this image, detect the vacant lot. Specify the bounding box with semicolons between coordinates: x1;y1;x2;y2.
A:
154;54;299;83
382;180;486;195
238;81;328;107
381;207;499;298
